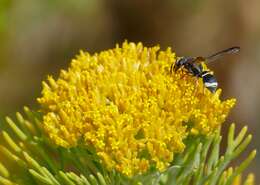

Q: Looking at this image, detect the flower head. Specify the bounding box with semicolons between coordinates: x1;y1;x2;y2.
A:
38;41;236;176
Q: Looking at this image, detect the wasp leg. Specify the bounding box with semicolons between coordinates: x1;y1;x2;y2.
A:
195;79;206;94
195;78;199;93
170;63;174;73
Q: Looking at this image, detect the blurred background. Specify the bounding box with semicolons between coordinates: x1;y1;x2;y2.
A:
0;0;259;182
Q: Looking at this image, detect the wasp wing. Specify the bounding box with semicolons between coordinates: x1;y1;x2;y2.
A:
205;46;240;64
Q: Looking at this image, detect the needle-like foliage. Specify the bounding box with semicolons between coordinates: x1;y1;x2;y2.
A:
0;107;255;185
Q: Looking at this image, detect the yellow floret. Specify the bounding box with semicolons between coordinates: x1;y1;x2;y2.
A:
38;41;235;176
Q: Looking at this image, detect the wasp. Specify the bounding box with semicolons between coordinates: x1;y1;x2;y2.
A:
171;47;240;93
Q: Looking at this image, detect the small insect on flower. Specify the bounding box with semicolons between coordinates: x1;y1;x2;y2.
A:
171;47;240;93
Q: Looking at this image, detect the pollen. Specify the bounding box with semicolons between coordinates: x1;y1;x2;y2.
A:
37;41;236;176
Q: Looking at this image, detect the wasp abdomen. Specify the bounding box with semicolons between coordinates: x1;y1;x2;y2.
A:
201;71;218;93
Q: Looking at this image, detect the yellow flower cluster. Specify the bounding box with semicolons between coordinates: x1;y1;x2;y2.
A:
38;42;236;176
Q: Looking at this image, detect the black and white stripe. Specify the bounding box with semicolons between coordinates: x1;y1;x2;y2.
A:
201;71;218;93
